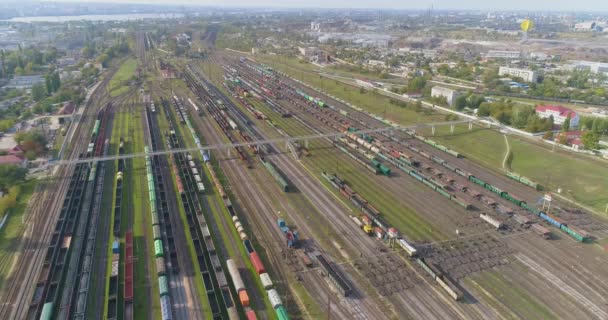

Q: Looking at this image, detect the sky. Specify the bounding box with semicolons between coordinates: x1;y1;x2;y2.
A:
53;0;608;12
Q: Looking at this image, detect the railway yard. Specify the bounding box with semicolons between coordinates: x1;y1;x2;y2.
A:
1;30;608;320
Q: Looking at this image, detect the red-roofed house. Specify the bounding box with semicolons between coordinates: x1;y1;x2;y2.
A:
535;105;579;127
556;131;584;150
8;145;24;156
0;155;27;168
56;102;75;116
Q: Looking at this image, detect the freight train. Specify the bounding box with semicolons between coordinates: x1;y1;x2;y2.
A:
144;146;173;319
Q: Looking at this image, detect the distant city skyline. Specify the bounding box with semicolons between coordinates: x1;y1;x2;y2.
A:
50;0;608;12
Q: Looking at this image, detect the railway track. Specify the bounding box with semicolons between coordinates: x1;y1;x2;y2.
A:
217;53;608;318
186;66;391;319
0;63;122;320
144;98;205;319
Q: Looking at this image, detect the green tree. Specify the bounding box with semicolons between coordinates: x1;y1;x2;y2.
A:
454;95;467;111
557;134;568;145
407;76;426;92
0;165;27;190
562;115;571;132
31;83;47;101
581;131;599;150
592;118;601;133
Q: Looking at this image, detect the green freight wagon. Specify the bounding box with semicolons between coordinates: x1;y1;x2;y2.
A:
469;176;486;187
378;164;391;176
436;188;451;199
158;275;170;297
154;239;164;257
40;302;54;320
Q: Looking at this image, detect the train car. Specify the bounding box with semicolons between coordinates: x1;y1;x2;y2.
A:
316;254;352;297
480;213;503;229
249;251;266;274
539;212;563;229
246;310;258;320
437;276;463;301
397;238;418;257
156;257;167;276
154;239;164;258
226;259;245;292
40;302;54;320
158;275;170;297
275;305;289;320
260;272;273;289
268;289;282;309
160;295;172;320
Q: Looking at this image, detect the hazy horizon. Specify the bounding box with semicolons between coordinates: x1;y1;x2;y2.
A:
42;0;608;12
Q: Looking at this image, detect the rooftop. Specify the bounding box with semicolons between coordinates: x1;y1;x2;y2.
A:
536;105;577;118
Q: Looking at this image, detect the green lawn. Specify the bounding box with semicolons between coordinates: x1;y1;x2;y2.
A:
0;180;36;290
423;124;608;214
109;58;138;97
467;269;556;320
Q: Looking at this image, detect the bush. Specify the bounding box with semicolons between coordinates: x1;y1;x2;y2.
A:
0;185;21;218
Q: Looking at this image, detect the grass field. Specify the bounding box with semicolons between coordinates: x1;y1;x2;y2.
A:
466;268;556;320
422;124;608;214
0;180;36;290
109;58;138;97
251;98;444;241
257;54;608;216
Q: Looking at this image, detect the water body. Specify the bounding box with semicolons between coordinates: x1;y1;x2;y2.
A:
6;13;184;23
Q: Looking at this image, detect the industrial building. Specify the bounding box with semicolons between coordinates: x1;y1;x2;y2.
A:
535;105;579;127
5;75;45;89
498;66;538;83
486;50;521;60
566;60;608;74
431;86;460;106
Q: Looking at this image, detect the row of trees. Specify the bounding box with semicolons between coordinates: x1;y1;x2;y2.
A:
454;93;485;111
476;100;554;132
32;70;61;102
0;46;58;78
14;130;48;159
0;165;28;218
